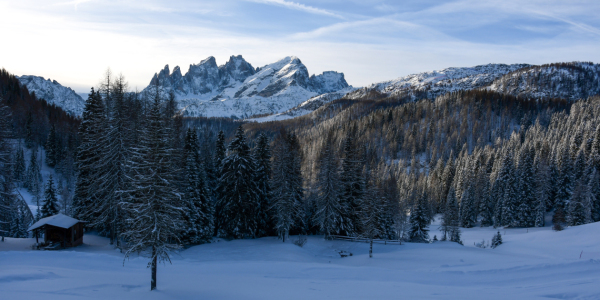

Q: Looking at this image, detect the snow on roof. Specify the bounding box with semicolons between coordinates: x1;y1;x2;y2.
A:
28;214;83;231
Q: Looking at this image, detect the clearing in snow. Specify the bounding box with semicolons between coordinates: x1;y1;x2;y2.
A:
1;219;599;299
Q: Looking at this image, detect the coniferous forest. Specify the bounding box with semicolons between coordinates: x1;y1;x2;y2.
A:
1;66;600;289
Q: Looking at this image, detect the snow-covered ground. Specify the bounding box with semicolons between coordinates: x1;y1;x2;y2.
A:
2;220;599;299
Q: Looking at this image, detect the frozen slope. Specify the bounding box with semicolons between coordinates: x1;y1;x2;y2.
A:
17;75;85;116
347;63;530;101
2;221;600;299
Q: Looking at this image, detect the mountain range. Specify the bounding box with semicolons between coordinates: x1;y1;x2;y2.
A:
15;59;600;120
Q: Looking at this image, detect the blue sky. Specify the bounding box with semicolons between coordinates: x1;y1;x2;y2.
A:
1;0;599;93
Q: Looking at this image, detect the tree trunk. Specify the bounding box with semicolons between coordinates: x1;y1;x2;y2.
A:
151;246;157;291
369;239;373;258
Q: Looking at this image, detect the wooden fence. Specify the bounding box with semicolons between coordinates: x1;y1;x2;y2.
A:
330;235;402;245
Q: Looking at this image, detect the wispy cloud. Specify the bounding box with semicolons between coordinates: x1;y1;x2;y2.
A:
246;0;345;19
532;11;600;37
53;0;94;9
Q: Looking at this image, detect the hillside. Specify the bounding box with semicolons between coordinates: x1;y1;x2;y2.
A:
16;75;85;116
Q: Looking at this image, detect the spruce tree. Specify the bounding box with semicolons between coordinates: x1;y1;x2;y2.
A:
314;132;346;238
491;231;502;248
441;187;459;241
72;89;106;222
215;126;260;239
340;128;364;236
25;148;42;199
272;131;305;241
41;176;60;218
180;128;213;245
516;146;535;227
13;148;25;185
409;193;430;243
121;93;182;291
253;133;274;237
45;125;59;168
360;181;383;257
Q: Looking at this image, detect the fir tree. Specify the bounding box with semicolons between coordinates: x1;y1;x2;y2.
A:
491;231;502;248
441;187;459;241
271;131;305;241
216;126;260;239
180;128;213;245
360;182;383;257
25;148;42;199
13;148;25;185
517;146;535;227
72;89;106;222
253;133;274;237
41;176;60;218
409;193;430;243
45;125;59;168
340;128;364;236
314;132;346;238
121;92;182;291
24;113;34;149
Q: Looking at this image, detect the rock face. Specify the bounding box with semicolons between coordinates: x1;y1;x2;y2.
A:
17;75;85;116
143;55;351;118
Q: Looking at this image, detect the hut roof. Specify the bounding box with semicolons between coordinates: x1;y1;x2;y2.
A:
28;214;83;231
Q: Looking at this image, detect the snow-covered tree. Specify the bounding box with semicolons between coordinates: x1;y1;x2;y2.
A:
441;187;459;242
41;175;60;218
25;148;42;199
12;148;25;185
179;128;213;245
72;89;106;221
340;128;364;236
409;193;430;243
491;231;502;248
45;125;60;168
121;93;182;291
253;132;274;237
314;132;347;238
271;131;304;241
216;126;260;239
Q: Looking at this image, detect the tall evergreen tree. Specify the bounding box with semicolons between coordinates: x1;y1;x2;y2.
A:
41;176;60;218
253;133;274;237
121;93;182;291
72;89;106;221
45;125;60;168
409;193;430;243
25;148;42;199
215;126;260;239
516;145;535;227
271;131;304;241
314;131;347;238
441;187;459;241
340;127;364;236
13;148;25;185
180;128;213;245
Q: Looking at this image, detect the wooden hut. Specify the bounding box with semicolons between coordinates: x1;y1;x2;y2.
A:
28;214;85;248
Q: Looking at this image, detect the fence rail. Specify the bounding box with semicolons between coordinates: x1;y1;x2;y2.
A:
330;235;402;245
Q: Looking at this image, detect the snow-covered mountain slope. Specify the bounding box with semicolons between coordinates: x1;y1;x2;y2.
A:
488;62;600;100
346;63;530;101
144;56;351;118
249;86;357;122
17;75;85;116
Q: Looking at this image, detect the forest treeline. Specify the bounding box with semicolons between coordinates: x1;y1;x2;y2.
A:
1;68;600;288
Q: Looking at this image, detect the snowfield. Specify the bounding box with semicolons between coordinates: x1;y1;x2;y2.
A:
1;220;600;299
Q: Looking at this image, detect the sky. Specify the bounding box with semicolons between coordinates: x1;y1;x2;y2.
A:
1;0;599;93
